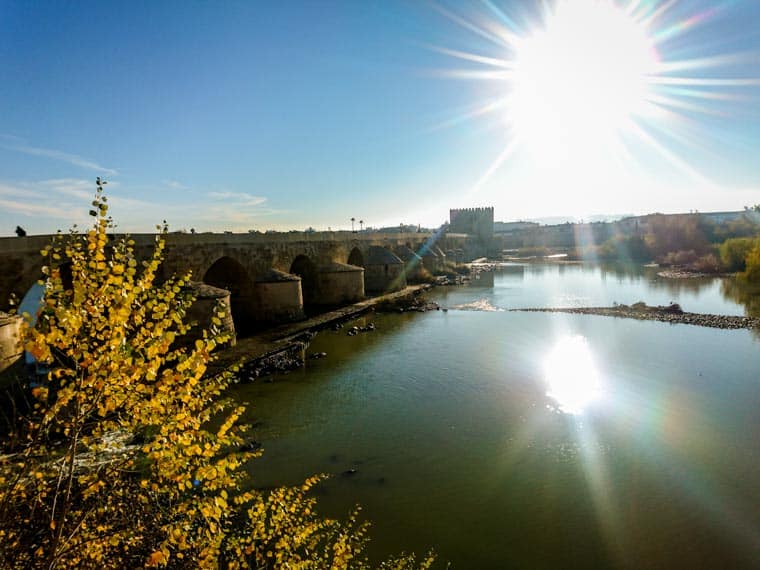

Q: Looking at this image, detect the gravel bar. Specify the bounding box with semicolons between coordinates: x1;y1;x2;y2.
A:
512;306;759;330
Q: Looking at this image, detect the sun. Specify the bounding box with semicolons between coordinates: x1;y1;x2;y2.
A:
431;0;758;202
508;0;660;164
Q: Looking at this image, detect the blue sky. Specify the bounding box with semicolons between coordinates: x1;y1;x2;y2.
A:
1;0;759;235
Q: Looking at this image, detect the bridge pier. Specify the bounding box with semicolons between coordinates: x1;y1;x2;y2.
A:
314;262;364;306
364;246;406;293
394;245;424;281
183;282;236;347
254;269;305;324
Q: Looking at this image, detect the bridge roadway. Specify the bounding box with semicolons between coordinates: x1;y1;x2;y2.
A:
0;230;472;335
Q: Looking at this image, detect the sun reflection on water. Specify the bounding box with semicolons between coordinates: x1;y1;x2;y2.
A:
544;335;603;414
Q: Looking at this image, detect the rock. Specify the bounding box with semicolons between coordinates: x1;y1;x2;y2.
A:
341;468;358;477
308;352;327;360
663;303;683;314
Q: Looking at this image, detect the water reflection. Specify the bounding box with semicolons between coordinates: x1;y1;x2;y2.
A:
469;270;494;287
647;275;716;296
544;335;603;414
720;278;760;317
491;263;759;317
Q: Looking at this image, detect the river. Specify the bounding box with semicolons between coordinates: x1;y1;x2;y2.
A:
233;263;760;569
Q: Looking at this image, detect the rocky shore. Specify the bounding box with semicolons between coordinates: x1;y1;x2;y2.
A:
514;302;760;330
374;292;440;313
656;269;731;279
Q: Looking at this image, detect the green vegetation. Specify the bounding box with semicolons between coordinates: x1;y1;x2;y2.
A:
643;214;713;260
593;235;649;262
580;215;760;273
740;242;760;284
512;213;760;279
0;180;433;569
720;237;760;272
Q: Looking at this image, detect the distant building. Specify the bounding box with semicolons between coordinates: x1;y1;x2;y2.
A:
376;224;427;233
493;221;539;234
699;211;750;225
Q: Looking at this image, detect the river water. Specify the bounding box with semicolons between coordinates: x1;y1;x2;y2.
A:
233;264;760;569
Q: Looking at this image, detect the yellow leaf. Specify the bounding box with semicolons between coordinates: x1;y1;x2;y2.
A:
147;550;166;566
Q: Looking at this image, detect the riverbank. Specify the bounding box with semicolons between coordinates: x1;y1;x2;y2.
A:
513;302;760;329
209;284;433;379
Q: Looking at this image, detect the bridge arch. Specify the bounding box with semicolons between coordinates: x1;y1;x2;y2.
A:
202;256;256;335
347;247;364;268
289;254;317;307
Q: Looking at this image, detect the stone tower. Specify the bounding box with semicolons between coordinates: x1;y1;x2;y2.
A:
448;207;494;242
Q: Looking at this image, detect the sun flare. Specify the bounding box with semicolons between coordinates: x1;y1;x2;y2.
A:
509;0;659;163
544;335;603;414
432;0;759;203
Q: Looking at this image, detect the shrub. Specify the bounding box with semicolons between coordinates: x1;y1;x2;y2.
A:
740;243;760;284
691;253;722;274
0;180;433;569
410;266;436;284
594;235;651;262
720;237;760;272
659;249;698;266
644;214;711;258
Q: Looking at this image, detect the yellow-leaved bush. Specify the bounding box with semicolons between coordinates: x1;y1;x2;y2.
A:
0;179;435;569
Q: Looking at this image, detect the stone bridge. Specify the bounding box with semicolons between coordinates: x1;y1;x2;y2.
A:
0;230;471;335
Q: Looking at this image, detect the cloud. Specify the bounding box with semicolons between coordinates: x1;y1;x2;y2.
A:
0;176;278;234
0;178;154;230
207;191;267;207
0;135;118;176
39;178;93;200
164;179;189;190
0;198;82;219
0;181;82;221
0;182;46;200
161;191;280;231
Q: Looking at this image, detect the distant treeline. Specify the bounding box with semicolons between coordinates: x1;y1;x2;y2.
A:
516;212;760;282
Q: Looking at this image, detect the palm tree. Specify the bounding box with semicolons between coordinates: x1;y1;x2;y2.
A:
359;220;364;232
351;217;356;233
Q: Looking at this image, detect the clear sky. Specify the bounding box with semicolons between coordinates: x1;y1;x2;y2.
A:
1;0;759;235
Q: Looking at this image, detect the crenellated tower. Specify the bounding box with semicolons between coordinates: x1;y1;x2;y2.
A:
449;206;494;242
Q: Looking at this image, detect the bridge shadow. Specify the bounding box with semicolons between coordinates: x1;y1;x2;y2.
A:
289;255;317;315
348;247;364;268
203;256;256;336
